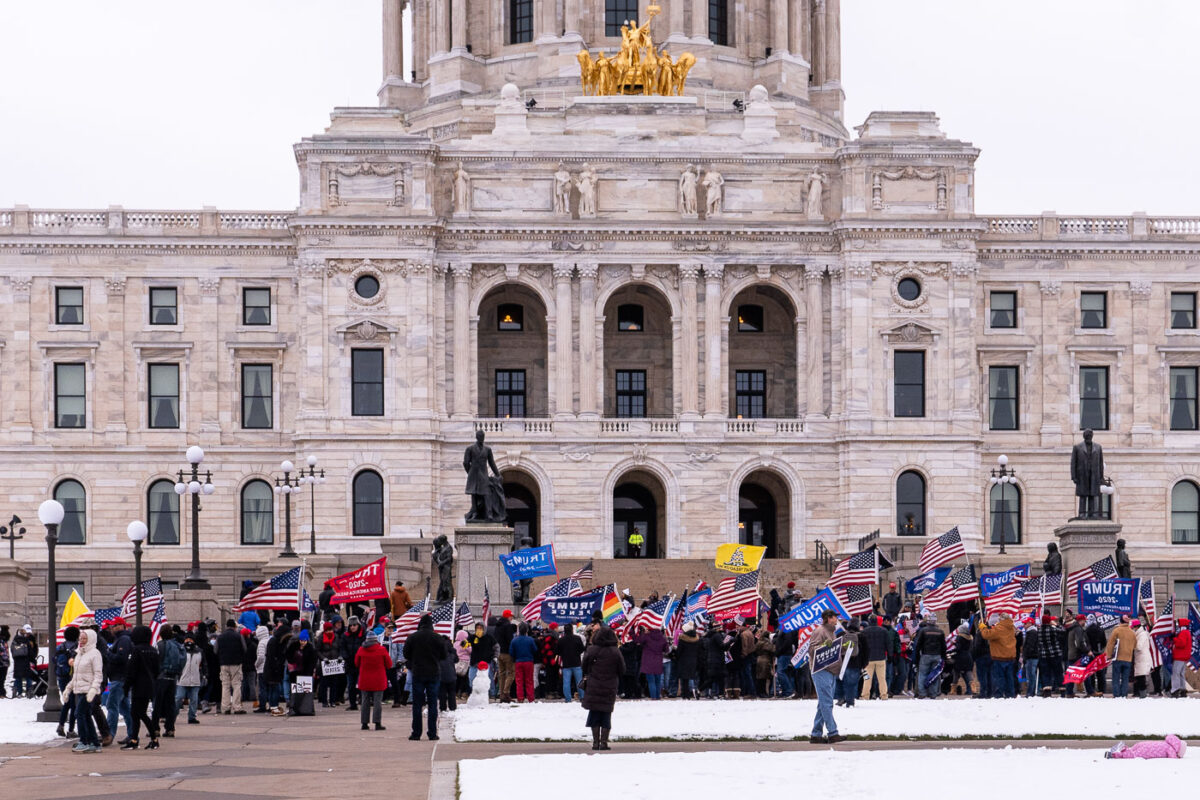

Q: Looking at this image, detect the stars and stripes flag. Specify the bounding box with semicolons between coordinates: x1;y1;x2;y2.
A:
1189;602;1200;670
455;602;475;630
522;577;584;622
1151;596;1176;638
826;548;878;589
917;527;967;574
121;578;163;618
1019;574;1062;609
234;567;304;612
481;579;491;625
1066;556;1116;598
430;599;456;637
635;595;674;631
924;565;979;612
94;606;124;628
363;607;377;631
707;570;762;622
987;582;1025;617
618;608;642;644
391;596;430;644
833;584;874;616
569;560;594;585
149;598;167;645
1139;579;1157;624
685;581;710;621
666;591;688;638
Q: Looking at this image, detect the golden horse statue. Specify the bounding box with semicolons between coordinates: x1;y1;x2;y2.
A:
576;5;695;97
576;49;597;95
672;52;696;95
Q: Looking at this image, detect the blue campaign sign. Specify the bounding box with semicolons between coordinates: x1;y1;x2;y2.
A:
1078;578;1140;617
778;588;850;632
498;544;557;583
541;590;605;625
811;636;845;673
980;565;1031;597
906;567;951;595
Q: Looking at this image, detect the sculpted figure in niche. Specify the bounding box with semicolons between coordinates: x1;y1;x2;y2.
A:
805;169;825;220
553;162;572;216
703;169;725;216
678;164;698;215
453;162;471;215
432;535;455;603
575;163;597;218
1043;542;1062;576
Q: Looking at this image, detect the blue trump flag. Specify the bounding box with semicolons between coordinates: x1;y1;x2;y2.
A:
1078;578;1140;617
906;567;952;595
541;589;605;625
980;565;1030;597
778;587;850;632
498;543;558;583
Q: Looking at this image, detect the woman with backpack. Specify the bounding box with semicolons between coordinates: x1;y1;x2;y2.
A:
10;625;34;698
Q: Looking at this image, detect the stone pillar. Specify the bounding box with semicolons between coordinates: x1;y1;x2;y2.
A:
792;0;809;62
565;0;582;38
578;265;598;417
1129;281;1153;444
0;559;31;628
451;0;467;52
703;264;725;417
691;0;710;40
413;0;428;81
407;263;434;416
431;263;448;415
842;260;871;421
434;0;450;54
9;277;32;440
772;0;789;54
1054;519;1122;599
795;314;807;417
812;0;826;83
824;0;840;82
554;265;575;417
680;264;701;417
536;0;557;41
454;524;516;612
1039;281;1064;446
452;263;472;418
198;278;221;432
297;256;327;420
101;278;128;438
805;266;825;418
383;0;405;79
668;0;685;37
828;265;844;417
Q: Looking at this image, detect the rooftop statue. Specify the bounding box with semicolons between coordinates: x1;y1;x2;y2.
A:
577;6;695;97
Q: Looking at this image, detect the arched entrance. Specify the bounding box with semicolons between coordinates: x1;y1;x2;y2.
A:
502;469;540;549
602;284;673;417
728;284;798;418
737;469;791;558
612;470;666;558
478;284;549;417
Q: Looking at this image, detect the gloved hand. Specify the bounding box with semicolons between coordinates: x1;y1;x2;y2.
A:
86;689;97;702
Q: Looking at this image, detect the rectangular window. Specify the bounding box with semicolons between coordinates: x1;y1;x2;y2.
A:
241;364;273;429
615;370;646;418
1170;291;1196;329
737;304;764;333
147;363;180;428
243;287;271;326
495;369;526;417
988;366;1019;430
605;0;638;36
894;351;925;418
510;0;533;43
56;582;85;604
149;287;178;325
351;349;385;416
709;0;728;46
1080;291;1107;328
1174;580;1199;600
1079;366;1109;430
55;286;84;325
617;304;643;332
989;291;1017;329
1169;366;1198;431
735;370;766;418
54;363;86;428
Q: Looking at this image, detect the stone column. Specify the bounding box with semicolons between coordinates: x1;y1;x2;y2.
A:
536;0;557;40
691;0;710;40
795;314;807;417
812;0;826;83
1039;281;1064;446
792;0;809;61
842;260;872;421
772;0;789;54
431;263;448;415
668;0;685;37
383;0;405;80
680;264;701;417
101;278;128;438
9;278;33;440
703;264;724;417
1129;281;1153;444
413;0;428;80
451;0;467;52
554;265;575;417
451;263;472;418
824;0;840;82
198;278;221;432
827;264;844;417
407;263;434;416
434;0;450;54
565;0;582;38
297;256;327;421
578;265;598;417
805;266;825;418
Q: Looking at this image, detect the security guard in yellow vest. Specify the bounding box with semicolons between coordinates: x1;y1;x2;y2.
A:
627;530;645;557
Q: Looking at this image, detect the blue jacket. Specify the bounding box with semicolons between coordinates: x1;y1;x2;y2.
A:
509;635;538;663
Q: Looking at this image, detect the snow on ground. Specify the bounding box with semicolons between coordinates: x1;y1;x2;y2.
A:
453;697;1200;741
458;748;1194;800
0;698;64;745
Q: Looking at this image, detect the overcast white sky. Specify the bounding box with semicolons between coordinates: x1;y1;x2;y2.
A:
2;1;1196;213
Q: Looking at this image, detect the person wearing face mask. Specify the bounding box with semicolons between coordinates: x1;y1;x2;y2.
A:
65;628;105;753
175;633;207;725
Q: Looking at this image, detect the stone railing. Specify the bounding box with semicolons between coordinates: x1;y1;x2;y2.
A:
0;206;292;236
983;213;1200;241
724;419;805;435
472;418;555;434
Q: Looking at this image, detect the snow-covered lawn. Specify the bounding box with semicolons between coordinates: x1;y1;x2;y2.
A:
0;698;64;745
458;747;1194;800
453;697;1200;741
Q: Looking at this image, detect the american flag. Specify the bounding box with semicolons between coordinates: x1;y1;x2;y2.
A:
666;591;687;638
430;600;456;637
522;577;583;622
917;527;967;574
149;598;167;645
924;565;979;612
617;608;641;644
121;578;163;618
391;597;430;644
826;548;878;589
455;601;475;630
569;561;594;584
1066;556;1116;598
1139;579;1157;624
1151;596;1176;638
685;581;710;620
481;579;491;625
1019;574;1062;609
94;606;124;628
833;584;873;616
363;607;378;631
987;582;1025;616
234;567;304;612
708;570;761;621
635;595;673;631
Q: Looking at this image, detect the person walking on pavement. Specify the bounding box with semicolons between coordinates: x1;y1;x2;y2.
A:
66;629;105;753
355;631;393;731
809;610;846;745
215;620;247;714
403;614;447;740
494;609;517;702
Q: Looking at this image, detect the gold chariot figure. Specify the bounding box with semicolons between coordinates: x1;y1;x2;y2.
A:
576;5;695;97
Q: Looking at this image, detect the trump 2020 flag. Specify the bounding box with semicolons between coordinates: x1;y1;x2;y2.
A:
499;544;558;583
328;557;390;604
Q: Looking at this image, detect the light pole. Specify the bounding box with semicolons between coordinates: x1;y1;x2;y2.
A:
274;461;301;558
300;455;325;555
37;499;64;721
1100;476;1115;517
0;514;25;559
988;454;1017;555
127;521;148;626
175;445;215;590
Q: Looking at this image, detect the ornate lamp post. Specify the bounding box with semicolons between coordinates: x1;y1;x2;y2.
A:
299;456;325;555
127;521;148;626
988;454;1017;555
175;445;215;590
1100;476;1115;516
37;499;65;720
274;461;301;558
0;514;26;559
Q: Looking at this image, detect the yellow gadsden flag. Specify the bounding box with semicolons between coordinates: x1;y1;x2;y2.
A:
715;543;767;574
58;589;92;630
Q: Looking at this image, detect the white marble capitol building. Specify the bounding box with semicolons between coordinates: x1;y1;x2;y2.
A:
3;0;1199;610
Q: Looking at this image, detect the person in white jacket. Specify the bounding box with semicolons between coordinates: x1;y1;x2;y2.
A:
254;625;270;713
1130;619;1153;698
65;629;105;753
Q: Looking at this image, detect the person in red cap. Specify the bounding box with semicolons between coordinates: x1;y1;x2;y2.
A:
1036;613;1063;697
882;583;902;619
1170;619;1192;697
494;609;517;702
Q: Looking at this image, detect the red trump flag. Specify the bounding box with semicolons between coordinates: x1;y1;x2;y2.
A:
329;557;389;604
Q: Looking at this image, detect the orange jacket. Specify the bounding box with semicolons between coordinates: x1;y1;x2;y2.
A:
979;617;1017;660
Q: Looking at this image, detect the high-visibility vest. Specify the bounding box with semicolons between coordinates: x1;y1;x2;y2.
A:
628;532;645;546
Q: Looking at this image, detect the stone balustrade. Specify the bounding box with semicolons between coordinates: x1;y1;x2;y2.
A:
464;417;805;439
984;213;1200;241
0;206;291;236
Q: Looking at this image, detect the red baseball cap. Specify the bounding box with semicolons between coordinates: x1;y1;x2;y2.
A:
502;609;513;618
889;582;896;589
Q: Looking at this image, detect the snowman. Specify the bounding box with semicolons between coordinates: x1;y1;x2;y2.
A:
467;661;492;708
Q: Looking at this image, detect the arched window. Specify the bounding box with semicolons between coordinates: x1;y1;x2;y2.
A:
353;470;384;536
896;471;925;537
147;479;180;545
54;479;86;545
990;482;1021;545
241;480;274;545
1171;480;1200;544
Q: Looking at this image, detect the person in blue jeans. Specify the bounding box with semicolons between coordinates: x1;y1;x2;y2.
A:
809;611;846;744
103;619;134;740
634;627;668;700
557;624;586;702
775;654;795;697
991;659;1016;698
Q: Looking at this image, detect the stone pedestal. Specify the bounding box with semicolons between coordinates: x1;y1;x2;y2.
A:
169;588;226;626
453;524;515;616
0;558;31;627
1053;519;1122;587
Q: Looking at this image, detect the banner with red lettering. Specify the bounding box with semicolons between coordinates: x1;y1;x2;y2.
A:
1063;652;1109;684
329;557;389;604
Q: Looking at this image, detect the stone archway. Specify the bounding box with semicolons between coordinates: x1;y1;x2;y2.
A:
477;284;549;418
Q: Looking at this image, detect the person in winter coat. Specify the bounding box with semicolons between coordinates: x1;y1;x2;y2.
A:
104;618;134;741
263;625;288;715
153;627;186;736
340;618;366;711
1106;735;1188;759
403;614;447;740
175;631;207;724
754;630;775;698
253;625;270;712
1170;620;1193;697
9;626;35;698
215;620;247;714
950;624;974;696
701;627;727;698
581;625;623;751
1021;622;1041;697
390;581;413;617
508;623;539;703
122;625;161;750
65;629;105;753
859;617;890;700
453;629;472;698
633;627;668;699
1085;614;1108;696
465;623;497;694
912;619;947;699
557;623;587;702
493;610;517;702
979;613;1018;698
673;624;702;699
1064;615;1090;698
437;634;458;711
1130;619;1153;698
618;637;642;699
1105;617;1137;698
808;609;846;744
1036;615;1064;697
354;632;393;731
316;622;341;707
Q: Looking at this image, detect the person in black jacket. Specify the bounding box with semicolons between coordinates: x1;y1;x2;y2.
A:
103;619;134;742
403;615;447;740
1084;615;1107;696
122;625;161;750
581;625;623;750
700;627;727;698
557;623;587;701
493;611;517;703
912;619;946;699
340;617;366;711
674;624;702;699
951;624;975;696
215;620;247;714
859;617;890;700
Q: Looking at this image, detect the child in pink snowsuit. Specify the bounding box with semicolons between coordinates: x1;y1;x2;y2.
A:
1106;735;1188;759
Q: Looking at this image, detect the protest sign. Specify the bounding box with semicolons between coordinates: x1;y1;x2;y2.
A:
1078;578;1140;616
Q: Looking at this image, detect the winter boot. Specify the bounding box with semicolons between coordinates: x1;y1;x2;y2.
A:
65;726;77;739
599;728;611;750
146;739;159;750
56;724;65;738
120;739;139;750
591;727;601;750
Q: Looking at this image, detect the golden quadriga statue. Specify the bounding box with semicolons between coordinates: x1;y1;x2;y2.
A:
577;6;696;97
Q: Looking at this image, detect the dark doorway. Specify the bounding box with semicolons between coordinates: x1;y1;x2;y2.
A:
613;482;659;559
738;483;777;557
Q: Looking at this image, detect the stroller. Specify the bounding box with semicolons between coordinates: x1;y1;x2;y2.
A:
26;655;51;698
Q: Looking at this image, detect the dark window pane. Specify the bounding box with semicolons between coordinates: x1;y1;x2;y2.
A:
708;0;728;45
147;480;180;545
495;369;526;417
1171;292;1196;329
615;370;646;418
989;291;1016;328
241;480;274;545
735;370;766;418
617;304;643;332
988;365;1019;430
606;0;638;37
897;278;921;302
54;479;86;545
351;349;385;416
353;471;384;536
497;303;523;331
56;287;83;325
354;275;380;299
511;0;533;42
149;287;178;325
55;363;86;428
1079;366;1109;430
1169;366;1198;431
148;363;180;429
896;471;925;536
894;350;925;417
1171;481;1200;544
737;304;763;333
243;288;271;325
1080;292;1107;328
990;482;1021;545
242;364;273;429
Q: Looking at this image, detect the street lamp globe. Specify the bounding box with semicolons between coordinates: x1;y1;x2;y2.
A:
37;499;65;526
997;454;1008;467
186;445;205;465
174;482;187;495
307;455;318;467
202;482;215;495
188;480;202;494
281;460;295;473
126;520;148;542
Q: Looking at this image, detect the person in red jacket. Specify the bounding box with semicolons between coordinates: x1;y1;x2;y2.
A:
355;633;394;731
1170;621;1192;698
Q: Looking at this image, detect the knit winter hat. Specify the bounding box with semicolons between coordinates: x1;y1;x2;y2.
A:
298;630;311;641
1042;614;1052;624
323;622;333;631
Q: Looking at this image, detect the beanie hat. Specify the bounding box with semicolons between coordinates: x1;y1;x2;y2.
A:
889;582;897;588
323;622;333;631
1130;619;1140;628
786;581;795;589
1075;614;1086;622
1041;614;1052;625
548;622;559;630
298;630;310;641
